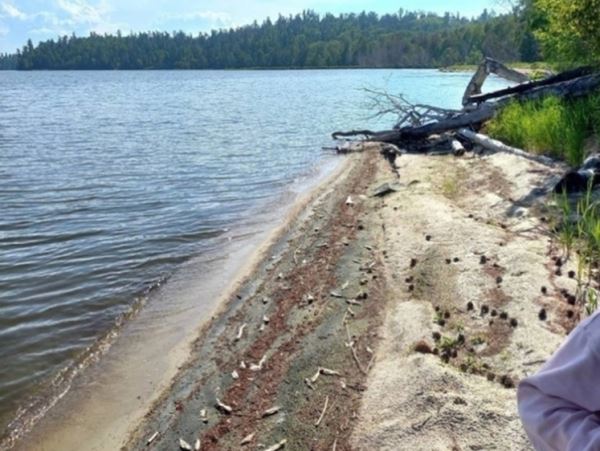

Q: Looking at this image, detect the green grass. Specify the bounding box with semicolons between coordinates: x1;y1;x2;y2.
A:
553;182;600;314
486;94;600;166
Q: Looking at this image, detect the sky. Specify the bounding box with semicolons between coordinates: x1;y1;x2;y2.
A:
0;0;507;53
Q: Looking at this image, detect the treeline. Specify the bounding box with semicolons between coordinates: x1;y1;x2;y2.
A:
0;53;17;69
0;9;538;70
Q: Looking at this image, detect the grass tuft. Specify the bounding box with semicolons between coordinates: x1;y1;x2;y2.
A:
487;93;600;166
552;181;600;315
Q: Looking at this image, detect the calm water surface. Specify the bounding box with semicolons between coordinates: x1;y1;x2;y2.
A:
0;69;509;439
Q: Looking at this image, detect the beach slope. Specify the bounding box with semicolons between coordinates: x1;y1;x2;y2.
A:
126;148;578;450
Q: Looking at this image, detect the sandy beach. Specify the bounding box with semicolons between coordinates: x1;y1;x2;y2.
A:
112;145;582;450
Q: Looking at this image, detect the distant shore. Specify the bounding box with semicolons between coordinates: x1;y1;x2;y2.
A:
440;61;552;76
0;62;549;73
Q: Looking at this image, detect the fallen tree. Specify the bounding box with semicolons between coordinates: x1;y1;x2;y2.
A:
461;57;530;106
333;70;600;145
457;129;554;166
331;59;600;192
466;66;594;104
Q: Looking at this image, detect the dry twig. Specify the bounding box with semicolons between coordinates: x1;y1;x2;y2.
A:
315;396;330;427
264;439;287;451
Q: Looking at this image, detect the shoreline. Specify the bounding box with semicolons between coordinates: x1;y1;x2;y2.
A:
124;148;384;450
123;146;578;450
8;155;349;451
10;143;582;450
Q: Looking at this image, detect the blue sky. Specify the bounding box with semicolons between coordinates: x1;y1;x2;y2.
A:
0;0;506;53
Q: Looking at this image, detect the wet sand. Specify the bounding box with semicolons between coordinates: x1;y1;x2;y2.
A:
8;159;348;451
124;150;386;450
126;146;581;450
18;145;583;450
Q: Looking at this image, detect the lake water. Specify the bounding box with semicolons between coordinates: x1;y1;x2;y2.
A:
0;69;509;444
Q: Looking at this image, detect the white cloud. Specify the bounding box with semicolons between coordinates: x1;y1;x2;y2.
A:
29;26;70;36
1;2;27;20
0;23;8;36
184;11;231;22
55;0;108;25
161;9;235;28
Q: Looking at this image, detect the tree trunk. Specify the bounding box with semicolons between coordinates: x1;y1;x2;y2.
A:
462;57;530;106
467;66;593;104
457;129;555;165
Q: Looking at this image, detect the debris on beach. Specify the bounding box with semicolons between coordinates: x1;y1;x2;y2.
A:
240;433;255;445
234;323;247;342
200;409;208;423
264;439;287;451
262;406;281;417
178;438;192;450
146;431;159;445
249;354;267;371
215;398;233;414
372;182;398;197
315;395;330;427
331;58;600;191
320;367;342;377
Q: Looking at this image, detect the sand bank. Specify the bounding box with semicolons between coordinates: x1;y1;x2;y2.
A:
9;157;348;451
122;146;578;450
18;145;579;451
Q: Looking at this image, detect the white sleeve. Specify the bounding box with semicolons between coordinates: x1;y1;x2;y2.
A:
518;312;600;451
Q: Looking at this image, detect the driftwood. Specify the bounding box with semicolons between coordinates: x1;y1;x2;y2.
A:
554;154;600;194
262;406;281;417
179;438;193;450
468;66;593;104
264;439;287;451
332;69;600;149
332;58;600;170
315;396;330;427
462;57;530;106
215;398;233;414
457;129;555;165
331;58;600;195
240;433;255;445
146;431;159;445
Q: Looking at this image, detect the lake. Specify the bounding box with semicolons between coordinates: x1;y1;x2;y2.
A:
0;69;509;444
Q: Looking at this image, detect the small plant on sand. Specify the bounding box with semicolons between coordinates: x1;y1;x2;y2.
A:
552;181;600;316
470;335;486;346
439;336;460;353
555;190;576;257
585;287;599;316
460;355;485;375
441;176;459;199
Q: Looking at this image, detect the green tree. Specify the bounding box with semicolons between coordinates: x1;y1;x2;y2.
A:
4;8;537;71
534;0;600;65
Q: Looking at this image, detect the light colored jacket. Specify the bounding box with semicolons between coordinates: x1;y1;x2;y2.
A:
518;311;600;451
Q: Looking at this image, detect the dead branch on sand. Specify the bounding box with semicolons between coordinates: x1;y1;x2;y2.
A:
315;396;330;427
264;439;287;451
331;58;600;190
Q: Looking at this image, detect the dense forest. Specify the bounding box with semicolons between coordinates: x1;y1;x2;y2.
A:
0;53;17;70
0;8;539;70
